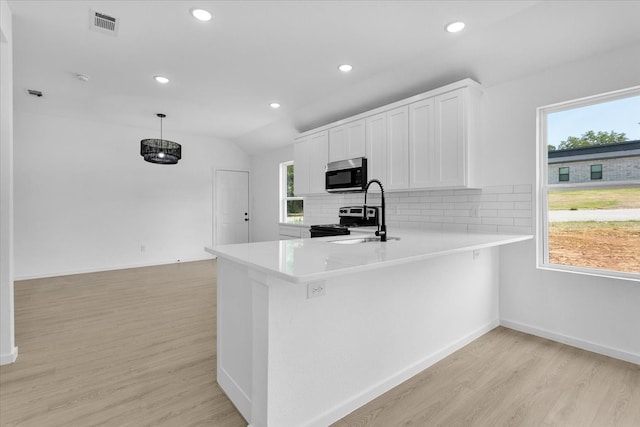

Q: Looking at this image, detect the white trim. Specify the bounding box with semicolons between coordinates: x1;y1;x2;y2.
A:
536;85;640;281
218;366;252;423
500;319;640;365
0;346;18;365
13;256;213;281
305;320;499;427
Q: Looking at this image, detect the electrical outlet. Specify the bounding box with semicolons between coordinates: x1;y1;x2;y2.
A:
140;245;146;252
307;281;326;298
470;206;479;218
473;250;480;260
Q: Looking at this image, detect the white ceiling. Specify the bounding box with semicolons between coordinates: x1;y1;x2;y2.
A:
8;0;640;155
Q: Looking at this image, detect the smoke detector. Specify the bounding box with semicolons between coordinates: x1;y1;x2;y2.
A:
89;9;119;36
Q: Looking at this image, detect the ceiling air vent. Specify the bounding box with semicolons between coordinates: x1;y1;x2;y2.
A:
89;9;119;35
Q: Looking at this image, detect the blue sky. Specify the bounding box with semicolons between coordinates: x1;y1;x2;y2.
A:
547;95;640;147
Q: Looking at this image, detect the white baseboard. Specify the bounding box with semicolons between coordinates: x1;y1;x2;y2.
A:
14;256;215;281
0;346;18;365
218;367;252;423
500;319;639;365
306;319;500;427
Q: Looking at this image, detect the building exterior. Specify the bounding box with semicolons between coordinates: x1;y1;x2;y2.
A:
548;140;640;184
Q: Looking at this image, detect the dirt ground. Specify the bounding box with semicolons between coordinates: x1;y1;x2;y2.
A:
549;224;640;274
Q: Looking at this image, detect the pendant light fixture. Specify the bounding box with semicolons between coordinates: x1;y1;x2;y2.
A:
140;113;182;164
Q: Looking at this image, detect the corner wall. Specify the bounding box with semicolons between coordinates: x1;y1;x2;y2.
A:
0;0;18;365
249;145;293;242
13;112;250;279
484;43;640;363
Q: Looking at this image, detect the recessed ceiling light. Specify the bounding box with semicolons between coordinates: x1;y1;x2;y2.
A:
190;8;213;22
445;21;465;33
154;75;169;84
270;102;281;109
338;64;353;73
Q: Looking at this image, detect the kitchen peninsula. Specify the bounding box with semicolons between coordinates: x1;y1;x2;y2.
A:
205;229;532;427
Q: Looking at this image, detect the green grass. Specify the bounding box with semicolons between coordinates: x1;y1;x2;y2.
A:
548;187;640;210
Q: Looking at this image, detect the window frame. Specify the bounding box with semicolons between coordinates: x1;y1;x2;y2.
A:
279;161;304;224
536;85;640;282
590;164;603;180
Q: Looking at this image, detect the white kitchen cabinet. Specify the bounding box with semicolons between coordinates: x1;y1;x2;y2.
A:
365;112;387;192
409;97;436;188
385;106;410;190
295;79;482;192
409;87;481;188
365;106;409;192
294;130;328;195
328;119;366;162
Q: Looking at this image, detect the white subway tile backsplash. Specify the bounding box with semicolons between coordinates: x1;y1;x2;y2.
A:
442;195;462;202
498;210;532;218
482;217;514;226
513;201;532;210
481;201;514;210
498;193;531;202
514;218;533;226
498;225;534;234
479;209;498;217
430;203;455;210
514;184;532;193
303;184;533;235
483;185;514;194
479;194;499;202
454;216;482;224
468;224;498;233
443;223;469;232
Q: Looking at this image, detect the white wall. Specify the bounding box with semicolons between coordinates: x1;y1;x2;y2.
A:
483;43;640;363
249;144;292;242
0;0;18;365
13;112;250;279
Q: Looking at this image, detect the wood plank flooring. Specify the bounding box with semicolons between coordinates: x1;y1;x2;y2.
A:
1;260;638;427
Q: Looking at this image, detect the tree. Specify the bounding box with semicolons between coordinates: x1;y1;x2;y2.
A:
557;130;628;150
548;144;557;151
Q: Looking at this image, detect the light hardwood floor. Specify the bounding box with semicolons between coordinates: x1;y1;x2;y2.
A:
1;260;638;427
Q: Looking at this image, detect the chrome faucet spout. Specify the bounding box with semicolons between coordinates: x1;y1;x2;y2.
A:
364;179;387;242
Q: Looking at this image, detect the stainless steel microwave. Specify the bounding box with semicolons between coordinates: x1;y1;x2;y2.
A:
325;157;367;193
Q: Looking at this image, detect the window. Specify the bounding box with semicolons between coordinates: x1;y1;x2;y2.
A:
280;161;303;223
538;86;640;281
558;167;570;182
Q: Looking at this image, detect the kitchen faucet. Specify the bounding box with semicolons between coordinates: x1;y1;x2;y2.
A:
363;179;387;242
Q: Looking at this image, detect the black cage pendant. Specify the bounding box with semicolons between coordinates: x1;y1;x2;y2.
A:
140;113;182;164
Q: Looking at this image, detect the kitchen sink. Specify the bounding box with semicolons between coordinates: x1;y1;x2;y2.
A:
329;236;400;244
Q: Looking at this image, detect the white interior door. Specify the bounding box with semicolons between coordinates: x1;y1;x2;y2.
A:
216;170;249;245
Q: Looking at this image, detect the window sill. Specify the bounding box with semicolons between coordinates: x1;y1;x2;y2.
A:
537;263;640;283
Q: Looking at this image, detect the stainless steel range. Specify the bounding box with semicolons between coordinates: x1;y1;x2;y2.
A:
309;206;379;238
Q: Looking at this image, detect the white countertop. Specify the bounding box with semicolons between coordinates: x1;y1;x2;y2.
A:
205;229;533;284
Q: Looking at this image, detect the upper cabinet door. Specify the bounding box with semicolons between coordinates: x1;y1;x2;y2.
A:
293;130;328;195
308;131;329;194
435;89;465;187
328;119;365;162
365;112;387;187
409;98;436;188
386;106;409;190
